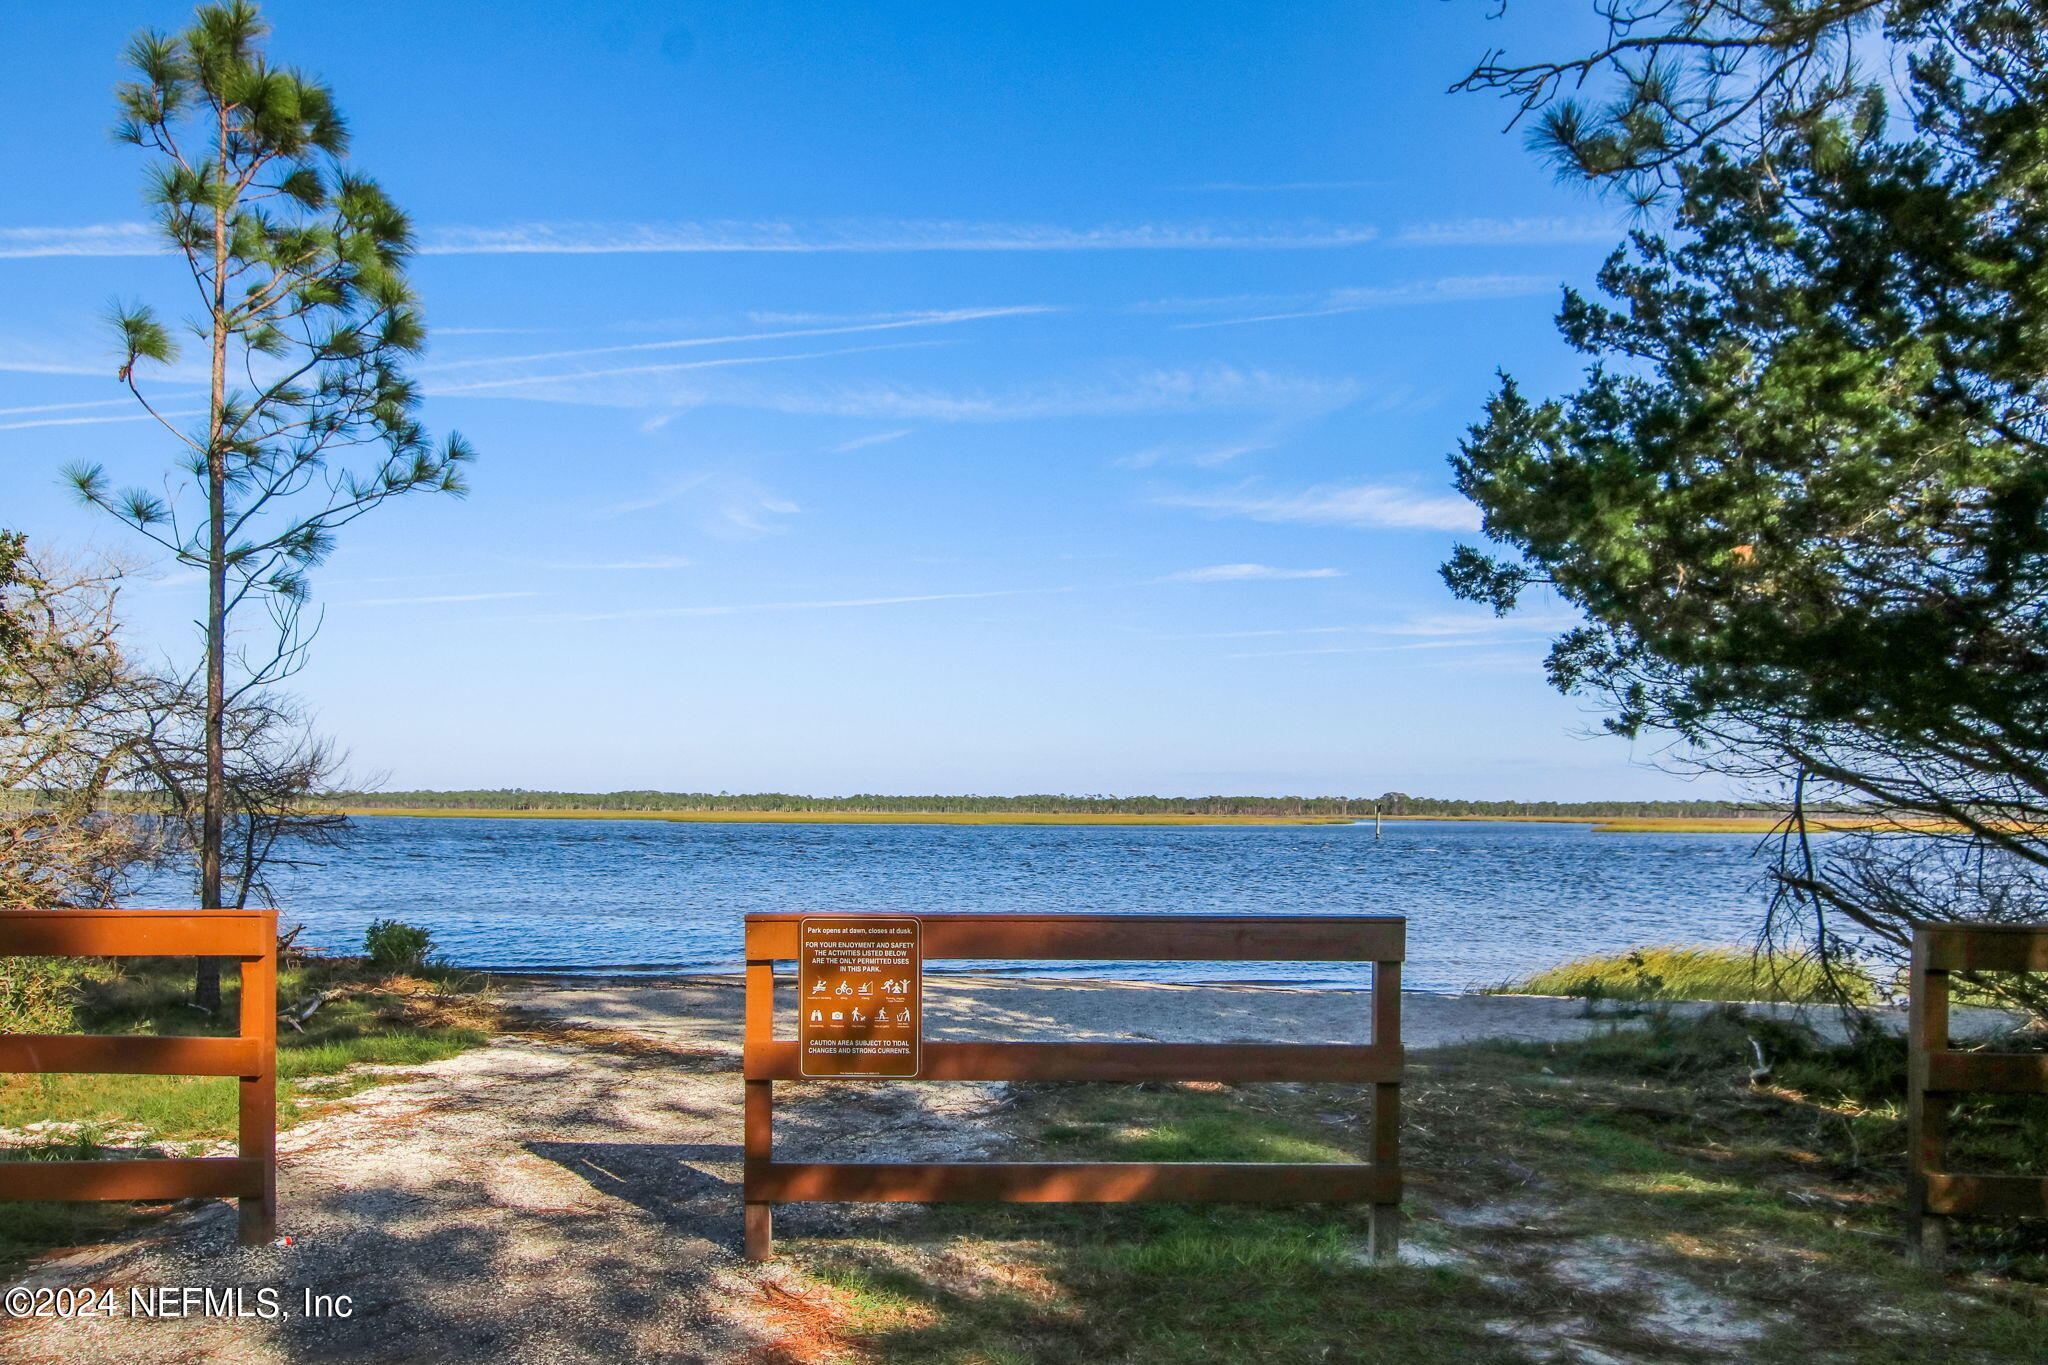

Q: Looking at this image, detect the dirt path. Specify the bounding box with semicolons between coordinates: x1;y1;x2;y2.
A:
1;1033;1008;1364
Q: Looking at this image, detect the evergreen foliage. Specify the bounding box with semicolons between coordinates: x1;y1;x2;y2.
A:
1449;2;2048;998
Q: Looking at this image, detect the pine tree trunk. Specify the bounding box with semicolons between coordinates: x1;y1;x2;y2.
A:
195;106;232;1015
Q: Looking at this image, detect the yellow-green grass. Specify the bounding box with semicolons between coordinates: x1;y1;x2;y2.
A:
1587;815;1927;833
329;807;1356;826
0;959;495;1141
1486;944;1877;1004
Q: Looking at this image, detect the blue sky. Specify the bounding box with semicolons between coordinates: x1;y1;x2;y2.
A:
0;1;1718;801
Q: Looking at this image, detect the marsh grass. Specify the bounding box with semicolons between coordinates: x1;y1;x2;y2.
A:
1587;816;1901;832
1488;943;1877;1005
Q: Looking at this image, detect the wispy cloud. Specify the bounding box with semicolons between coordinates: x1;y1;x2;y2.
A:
1113;414;1325;471
529;556;694;571
531;586;1056;624
0;337;211;383
1160;563;1343;583
0;224;159;257
0;215;1615;260
0;353;118;379
415;219;1380;254
1116;435;1278;470
1161;482;1481;533
599;474;715;518
0;408;207;432
125;569;208;593
747;308;1039;328
829;429;914;453
710;492;802;537
596;473;800;538
750;366;1361;423
1155;624;1367;641
420;307;1051;377
1;218;1381;259
1395;216;1620;246
1373;610;1577;638
423;340;948;400
344;591;542;607
501;363;1354;421
0;398;138;417
1170;275;1556;328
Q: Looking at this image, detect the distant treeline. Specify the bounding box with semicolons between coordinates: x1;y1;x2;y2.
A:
324;789;1787;818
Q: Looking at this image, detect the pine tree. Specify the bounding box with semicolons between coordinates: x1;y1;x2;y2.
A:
70;1;472;1006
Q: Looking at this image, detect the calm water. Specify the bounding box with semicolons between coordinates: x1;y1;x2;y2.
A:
151;816;1784;992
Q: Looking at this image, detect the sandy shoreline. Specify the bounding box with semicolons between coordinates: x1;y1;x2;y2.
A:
500;973;2012;1052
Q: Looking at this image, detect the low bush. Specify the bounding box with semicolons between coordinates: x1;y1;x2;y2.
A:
362;918;437;973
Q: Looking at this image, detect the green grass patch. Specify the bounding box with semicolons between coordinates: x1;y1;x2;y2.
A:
797;1222;1528;1365
1488;943;1877;1005
1025;1084;1355;1166
773;1088;1537;1364
1081;1215;1350;1279
773;1015;2048;1364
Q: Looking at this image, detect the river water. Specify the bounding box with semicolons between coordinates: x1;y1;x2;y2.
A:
148;816;1782;992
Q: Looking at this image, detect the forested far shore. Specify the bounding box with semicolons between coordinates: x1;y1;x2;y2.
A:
314;790;1791;818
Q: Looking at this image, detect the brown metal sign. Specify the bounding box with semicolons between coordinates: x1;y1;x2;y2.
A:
798;917;921;1078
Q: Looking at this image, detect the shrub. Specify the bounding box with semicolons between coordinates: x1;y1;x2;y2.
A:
0;956;108;1033
362;919;436;973
1559;1003;1827;1082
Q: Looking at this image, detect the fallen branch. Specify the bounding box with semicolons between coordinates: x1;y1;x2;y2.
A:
279;988;340;1034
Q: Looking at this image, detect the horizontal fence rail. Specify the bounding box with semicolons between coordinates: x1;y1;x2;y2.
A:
1907;921;2048;1266
743;912;1404;964
741;912;1404;1262
0;909;278;1244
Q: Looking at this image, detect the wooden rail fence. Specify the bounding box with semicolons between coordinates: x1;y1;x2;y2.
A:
1907;920;2048;1266
0;909;278;1244
742;912;1403;1261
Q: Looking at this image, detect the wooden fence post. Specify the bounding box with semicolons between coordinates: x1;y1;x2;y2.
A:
237;941;278;1245
743;957;775;1262
1369;956;1402;1262
1906;928;1949;1268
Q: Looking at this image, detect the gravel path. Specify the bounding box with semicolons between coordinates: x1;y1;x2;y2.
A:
2;1035;1006;1364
